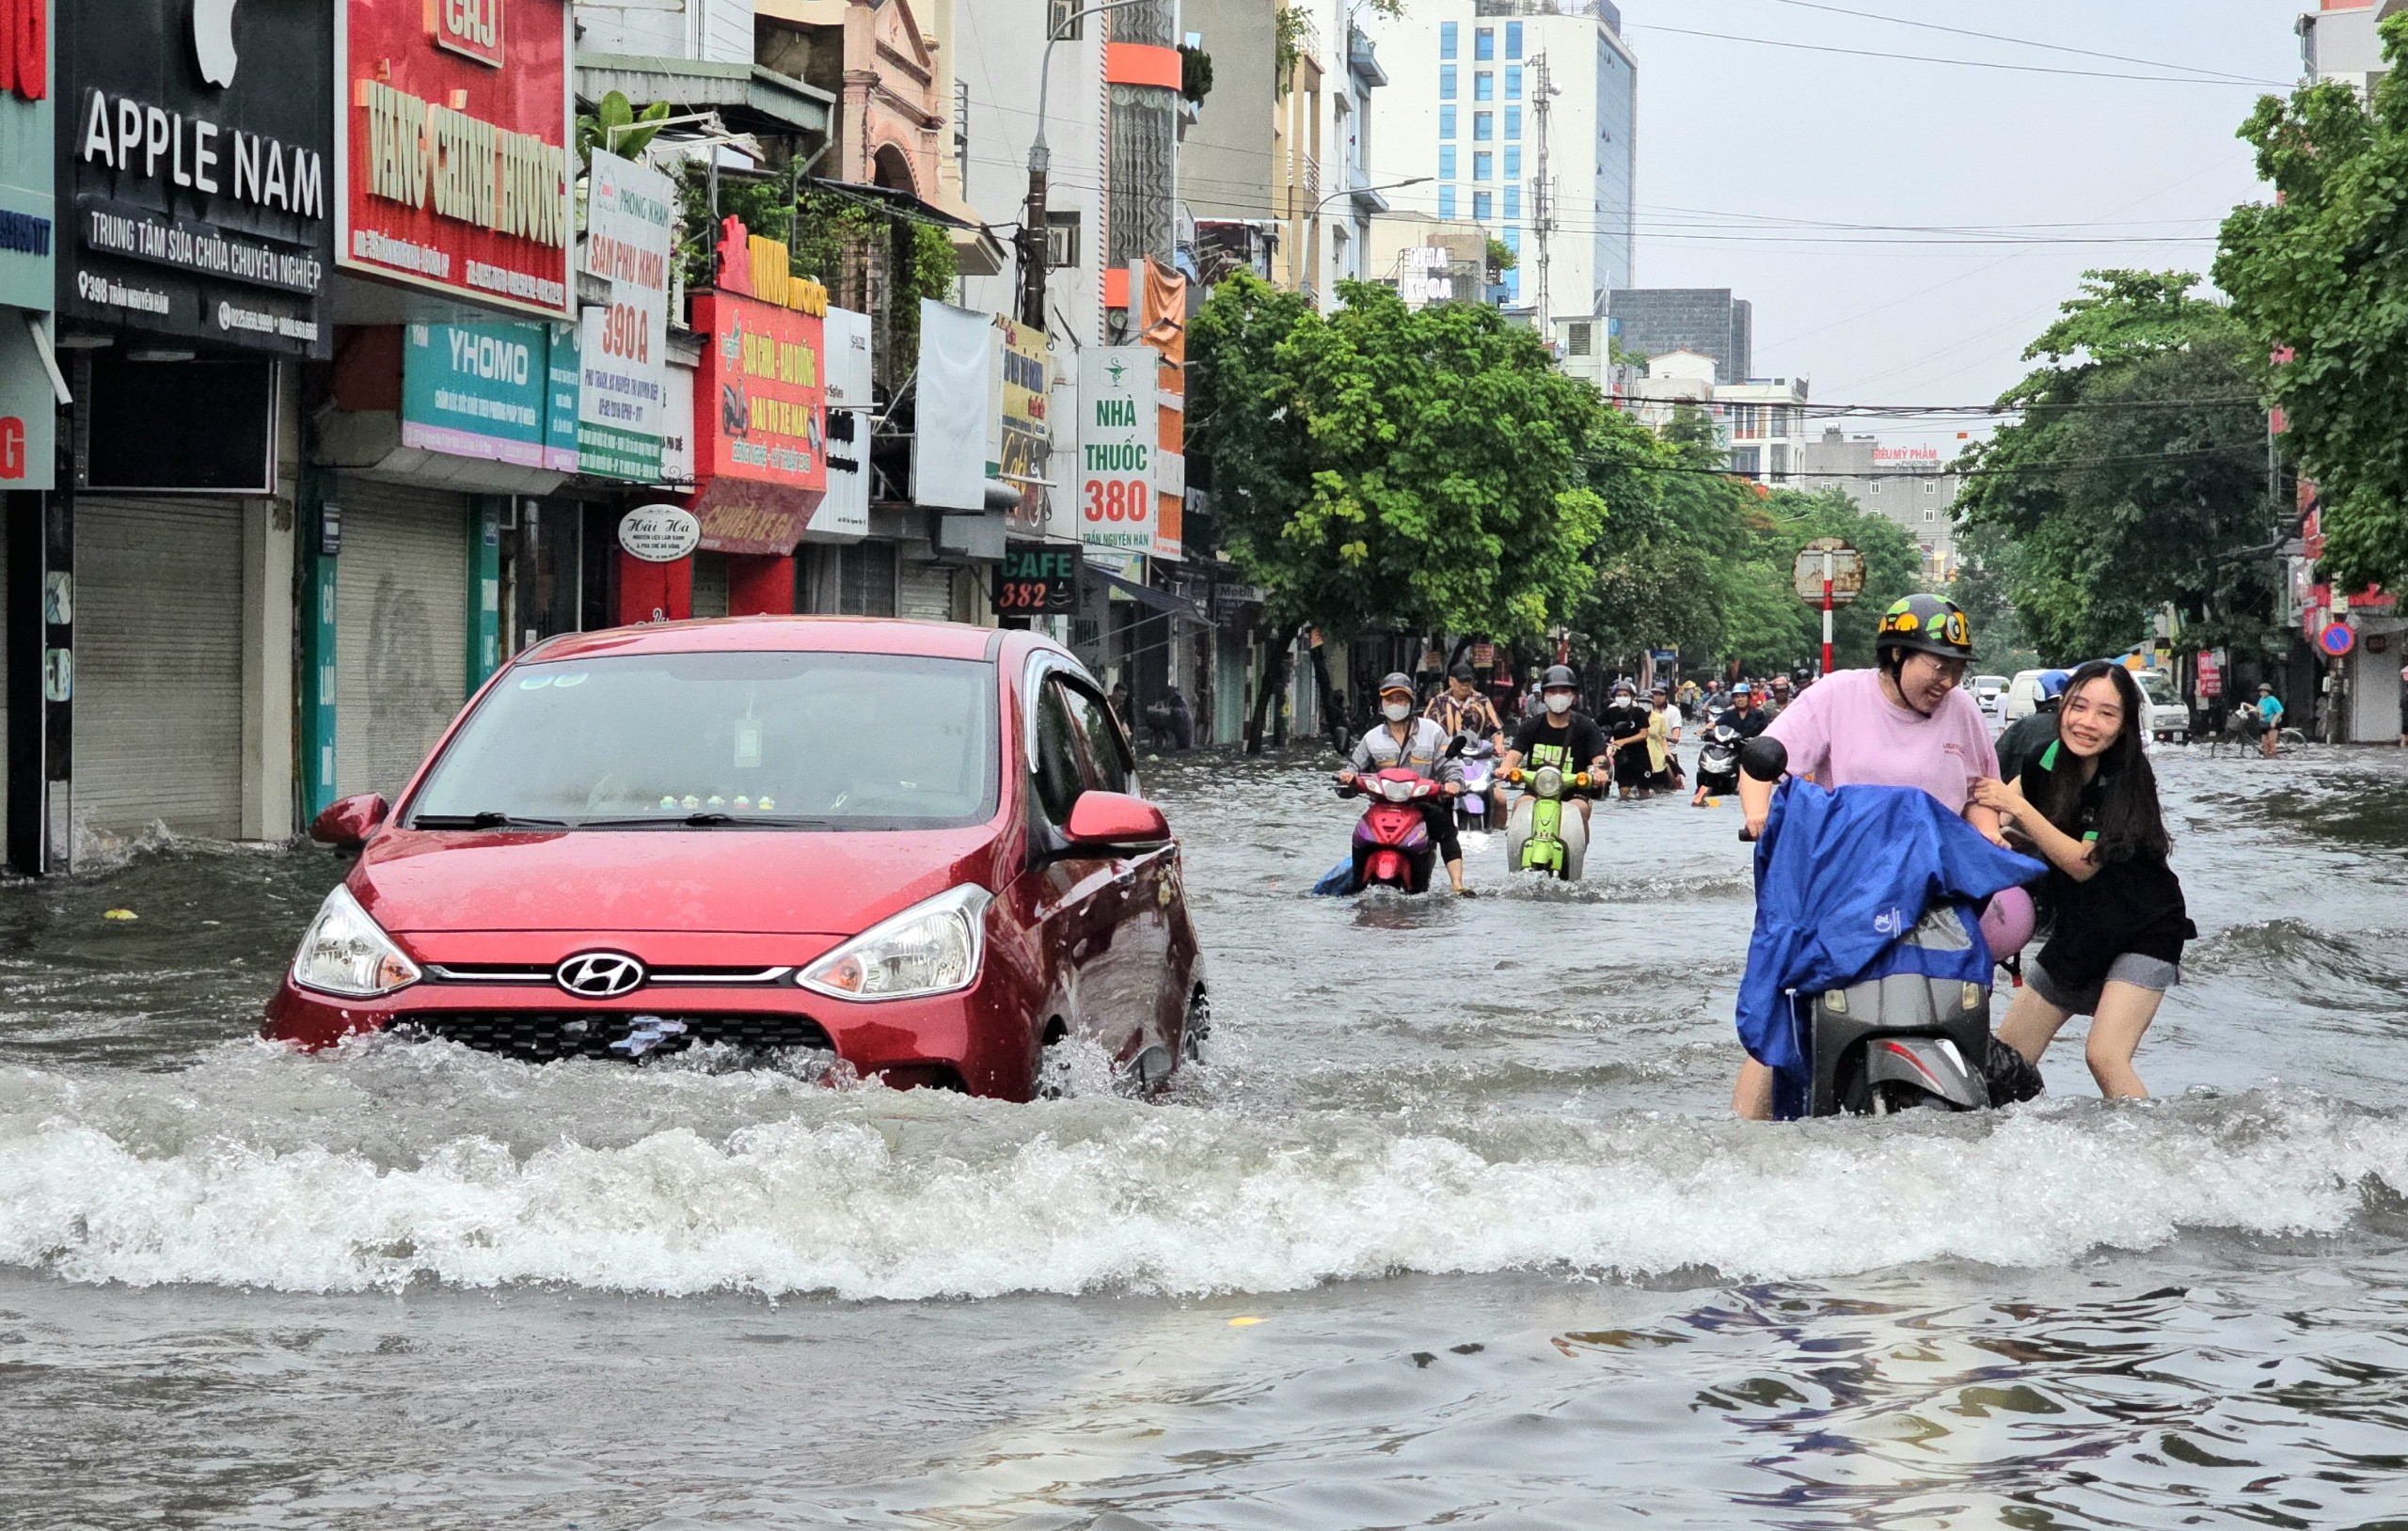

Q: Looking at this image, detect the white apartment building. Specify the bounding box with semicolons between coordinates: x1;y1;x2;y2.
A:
1363;0;1637;325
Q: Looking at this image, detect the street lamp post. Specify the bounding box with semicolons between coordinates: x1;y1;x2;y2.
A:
1022;0;1154;330
1306;176;1431;218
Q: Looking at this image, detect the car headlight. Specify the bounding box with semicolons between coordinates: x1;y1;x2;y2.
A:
798;885;992;1002
290;884;421;998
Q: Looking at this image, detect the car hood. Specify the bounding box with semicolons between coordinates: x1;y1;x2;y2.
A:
352;824;1008;936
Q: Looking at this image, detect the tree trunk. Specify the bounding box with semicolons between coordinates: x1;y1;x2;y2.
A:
1309;640;1339;749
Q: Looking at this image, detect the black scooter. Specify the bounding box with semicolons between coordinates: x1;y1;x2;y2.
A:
1737;737;2032;1116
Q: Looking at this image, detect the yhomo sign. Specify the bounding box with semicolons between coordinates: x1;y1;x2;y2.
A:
59;0;334;355
991;546;1075;615
576;148;672;481
338;0;573;319
401;320;571;467
1076;345;1155;553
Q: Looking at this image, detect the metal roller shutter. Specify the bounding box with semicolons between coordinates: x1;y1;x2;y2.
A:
899;557;953;623
74;497;246;838
689;551;729;617
334;479;467;800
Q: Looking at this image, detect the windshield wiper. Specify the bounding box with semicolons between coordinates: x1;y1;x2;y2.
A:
580;813;834;829
409;812;570;830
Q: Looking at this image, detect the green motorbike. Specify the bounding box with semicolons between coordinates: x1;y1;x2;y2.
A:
1502;743;1594;879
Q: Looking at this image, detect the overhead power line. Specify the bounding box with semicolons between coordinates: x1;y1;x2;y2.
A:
1755;0;2286;87
1634;24;2289;86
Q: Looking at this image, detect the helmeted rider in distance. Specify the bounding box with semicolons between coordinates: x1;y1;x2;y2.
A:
1500;665;1611;831
1339;671;1472;894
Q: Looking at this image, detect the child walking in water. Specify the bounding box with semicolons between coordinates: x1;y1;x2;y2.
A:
1971;661;2194;1098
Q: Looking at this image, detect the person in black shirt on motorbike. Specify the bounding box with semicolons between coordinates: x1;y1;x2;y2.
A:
1503;665;1609;831
1598;681;1654;800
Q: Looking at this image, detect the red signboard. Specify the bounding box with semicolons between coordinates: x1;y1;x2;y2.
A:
337;0;573;319
688;289;827;555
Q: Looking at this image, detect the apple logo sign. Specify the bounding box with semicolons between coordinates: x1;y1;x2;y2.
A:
193;0;240;89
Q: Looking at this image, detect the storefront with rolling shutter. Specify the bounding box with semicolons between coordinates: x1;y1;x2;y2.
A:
71;498;250;842
330;479;470;801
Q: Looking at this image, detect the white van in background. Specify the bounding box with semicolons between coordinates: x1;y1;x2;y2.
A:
1999;670;2051;724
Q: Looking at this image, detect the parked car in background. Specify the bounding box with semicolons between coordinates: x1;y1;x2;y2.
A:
1999;669;2052;724
263;619;1207;1099
2134;666;2189;744
1973;674;2009;715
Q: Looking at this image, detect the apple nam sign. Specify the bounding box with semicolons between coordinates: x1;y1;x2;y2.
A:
56;0;334;356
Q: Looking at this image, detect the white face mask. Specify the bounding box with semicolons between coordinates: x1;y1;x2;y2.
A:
1545;692;1574;716
1383;700;1413;722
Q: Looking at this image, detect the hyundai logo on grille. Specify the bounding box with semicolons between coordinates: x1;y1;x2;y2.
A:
555;952;646;998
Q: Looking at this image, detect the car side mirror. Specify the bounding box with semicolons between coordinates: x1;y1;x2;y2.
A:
310;793;388;848
1738;736;1790;782
1063;791;1171;850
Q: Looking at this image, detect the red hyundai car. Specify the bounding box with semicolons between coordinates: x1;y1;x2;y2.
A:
262;618;1206;1098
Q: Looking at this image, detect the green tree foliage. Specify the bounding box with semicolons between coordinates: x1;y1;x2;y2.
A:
576;92;671;167
1950;521;2043;676
1954;270;2275;659
1191;274;1624;638
2217;22;2408;592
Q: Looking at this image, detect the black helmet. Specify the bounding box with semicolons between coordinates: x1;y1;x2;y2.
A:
1874;593;1974;661
1541;664;1577;690
1378;671;1416;698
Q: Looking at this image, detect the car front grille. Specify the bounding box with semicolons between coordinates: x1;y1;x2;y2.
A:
396;1011;833;1064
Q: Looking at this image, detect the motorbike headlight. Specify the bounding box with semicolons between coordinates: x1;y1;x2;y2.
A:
290;884;421;998
1533;766;1563;798
799;885;992;1002
1382;777;1415;802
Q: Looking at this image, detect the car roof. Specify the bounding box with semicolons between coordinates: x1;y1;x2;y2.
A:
515;616;1029;666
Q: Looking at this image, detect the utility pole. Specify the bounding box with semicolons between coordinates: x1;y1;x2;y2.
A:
1530;52;1554;332
1021;0;1150;329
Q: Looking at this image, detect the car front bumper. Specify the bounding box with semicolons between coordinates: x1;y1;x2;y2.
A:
262;971;1040;1098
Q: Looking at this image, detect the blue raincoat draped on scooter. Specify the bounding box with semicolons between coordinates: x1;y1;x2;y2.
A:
1738;778;2043;1113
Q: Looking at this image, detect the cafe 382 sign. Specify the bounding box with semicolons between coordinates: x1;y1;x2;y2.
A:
60;0;335;355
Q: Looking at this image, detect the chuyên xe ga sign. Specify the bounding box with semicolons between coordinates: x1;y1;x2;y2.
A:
685;215;830;557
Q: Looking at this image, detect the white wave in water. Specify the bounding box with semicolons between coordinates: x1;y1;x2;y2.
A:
0;1046;2400;1300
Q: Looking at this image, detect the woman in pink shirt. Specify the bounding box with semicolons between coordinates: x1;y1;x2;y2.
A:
1730;594;2007;1118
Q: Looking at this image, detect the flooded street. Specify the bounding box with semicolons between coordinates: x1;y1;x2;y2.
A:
4;745;2408;1527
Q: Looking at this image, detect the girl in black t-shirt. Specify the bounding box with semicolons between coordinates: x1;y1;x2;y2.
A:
1970;661;2194;1099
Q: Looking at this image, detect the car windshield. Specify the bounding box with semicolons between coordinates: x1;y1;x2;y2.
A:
2135;670;2176;706
1976;675;2007;691
408;650;997;829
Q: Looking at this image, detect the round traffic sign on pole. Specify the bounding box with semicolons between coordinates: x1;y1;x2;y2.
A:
2320;621;2356;658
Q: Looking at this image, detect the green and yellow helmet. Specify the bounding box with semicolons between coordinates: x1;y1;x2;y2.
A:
1873;592;1974;661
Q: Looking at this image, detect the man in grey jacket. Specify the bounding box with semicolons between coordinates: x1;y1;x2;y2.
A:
1339;672;1471;893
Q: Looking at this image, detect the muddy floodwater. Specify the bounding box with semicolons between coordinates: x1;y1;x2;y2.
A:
3;745;2407;1528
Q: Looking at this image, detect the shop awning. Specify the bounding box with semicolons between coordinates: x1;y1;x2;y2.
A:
577;55;834;138
1093;566;1210;625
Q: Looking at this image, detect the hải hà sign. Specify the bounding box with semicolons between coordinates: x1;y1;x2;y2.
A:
686;214;828;555
575;147;673;481
60;0;333;356
1076;345;1155;553
338;0;572;319
402;320;572;468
